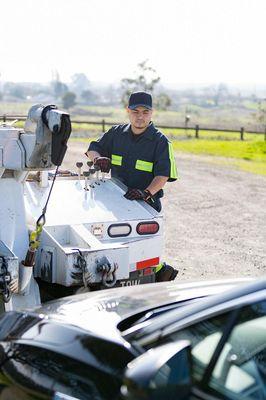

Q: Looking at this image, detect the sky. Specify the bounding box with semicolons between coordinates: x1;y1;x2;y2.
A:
0;0;266;86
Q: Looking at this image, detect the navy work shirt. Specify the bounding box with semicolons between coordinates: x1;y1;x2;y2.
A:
88;122;178;198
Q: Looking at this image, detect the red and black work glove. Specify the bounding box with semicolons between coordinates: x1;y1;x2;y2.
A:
94;157;111;173
124;188;152;201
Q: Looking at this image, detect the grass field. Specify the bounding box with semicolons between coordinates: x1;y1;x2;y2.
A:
70;135;266;176
172;139;266;175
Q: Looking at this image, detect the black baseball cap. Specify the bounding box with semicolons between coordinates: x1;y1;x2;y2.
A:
128;91;152;110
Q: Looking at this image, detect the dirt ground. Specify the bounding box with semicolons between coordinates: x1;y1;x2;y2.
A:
62;142;266;281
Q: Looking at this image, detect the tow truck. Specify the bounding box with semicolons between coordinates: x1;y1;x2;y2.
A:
0;104;163;312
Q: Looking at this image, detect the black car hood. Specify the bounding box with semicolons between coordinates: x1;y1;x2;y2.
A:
31;279;249;345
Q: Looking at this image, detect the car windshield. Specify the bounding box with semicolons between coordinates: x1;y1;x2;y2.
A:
122;280;266;345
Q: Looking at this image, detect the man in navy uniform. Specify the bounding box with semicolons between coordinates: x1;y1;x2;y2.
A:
85;91;178;281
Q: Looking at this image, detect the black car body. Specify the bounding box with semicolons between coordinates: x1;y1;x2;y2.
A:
0;278;265;400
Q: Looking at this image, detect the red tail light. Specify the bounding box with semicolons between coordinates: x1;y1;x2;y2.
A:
136;222;159;235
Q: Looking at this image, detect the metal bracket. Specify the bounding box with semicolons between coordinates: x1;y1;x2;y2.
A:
0;256;12;303
97;260;118;288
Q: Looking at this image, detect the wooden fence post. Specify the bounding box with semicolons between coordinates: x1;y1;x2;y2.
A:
264;127;266;141
195;125;199;139
3;114;6;123
102;119;105;132
240;127;244;141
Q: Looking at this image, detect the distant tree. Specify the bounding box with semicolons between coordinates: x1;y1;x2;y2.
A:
213;83;229;106
81;89;96;104
121;60;160;106
71;73;90;96
53;81;68;98
256;99;266;131
202;84;229;107
154;93;172;110
51;71;68;98
251;93;257;103
62;91;76;109
5;83;27;100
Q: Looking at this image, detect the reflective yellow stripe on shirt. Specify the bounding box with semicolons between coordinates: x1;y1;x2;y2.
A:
168;143;178;179
155;262;164;272
135;159;153;172
111;154;122;166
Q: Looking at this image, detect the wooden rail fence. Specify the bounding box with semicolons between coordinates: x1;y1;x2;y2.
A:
1;115;266;141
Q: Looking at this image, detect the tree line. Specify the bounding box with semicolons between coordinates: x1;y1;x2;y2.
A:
0;61;266;129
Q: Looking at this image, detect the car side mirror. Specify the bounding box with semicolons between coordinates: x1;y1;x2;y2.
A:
121;340;192;400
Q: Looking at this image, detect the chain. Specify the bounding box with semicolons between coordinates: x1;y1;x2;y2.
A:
76;251;89;288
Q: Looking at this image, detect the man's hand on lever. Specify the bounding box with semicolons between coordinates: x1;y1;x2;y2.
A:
85;151;111;173
124;188;153;201
93;157;111;173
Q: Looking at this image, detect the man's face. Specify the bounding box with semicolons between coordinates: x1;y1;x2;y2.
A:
127;106;153;133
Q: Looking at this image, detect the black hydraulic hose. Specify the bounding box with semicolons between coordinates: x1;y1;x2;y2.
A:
36;165;59;227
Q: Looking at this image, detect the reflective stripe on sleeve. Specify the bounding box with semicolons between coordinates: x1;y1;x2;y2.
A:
135;159;153;172
155;262;164;272
111;154;122;166
168;143;178;179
